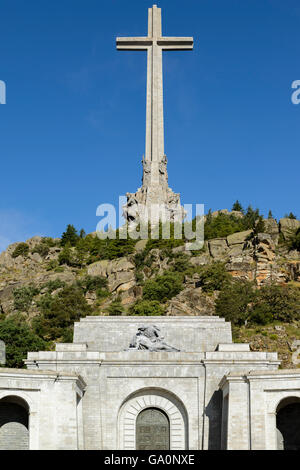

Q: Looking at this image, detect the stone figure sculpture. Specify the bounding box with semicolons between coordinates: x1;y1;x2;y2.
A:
127;325;180;352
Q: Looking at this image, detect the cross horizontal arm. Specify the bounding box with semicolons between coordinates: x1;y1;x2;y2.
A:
117;37;152;50
116;36;194;51
158;37;194;50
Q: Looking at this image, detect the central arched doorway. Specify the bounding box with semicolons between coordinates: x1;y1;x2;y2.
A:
118;388;188;450
276;397;300;450
136;408;170;450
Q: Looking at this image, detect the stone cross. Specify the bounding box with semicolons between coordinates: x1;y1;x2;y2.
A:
117;5;193;192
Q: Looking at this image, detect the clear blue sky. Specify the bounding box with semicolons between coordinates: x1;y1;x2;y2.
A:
0;0;299;251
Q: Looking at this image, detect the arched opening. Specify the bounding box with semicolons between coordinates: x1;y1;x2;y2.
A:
118;387;188;450
136;407;170;450
0;396;29;450
276;397;300;450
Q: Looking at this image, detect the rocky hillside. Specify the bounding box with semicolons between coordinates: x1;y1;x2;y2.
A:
0;210;299;368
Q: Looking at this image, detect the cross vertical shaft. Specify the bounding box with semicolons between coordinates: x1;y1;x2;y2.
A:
116;5;193;222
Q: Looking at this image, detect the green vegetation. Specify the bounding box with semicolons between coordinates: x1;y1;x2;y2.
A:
129;300;165;316
286;228;300;252
33;285;92;342
76;275;107;293
12;243;29;258
0;316;47;368
42;279;66;293
232;200;244;212
105;299;124;316
202;205;265;240
61;224;80;247
284;212;297;219
216;280;300;326
143;271;184;302
13;285;40;311
31;237;58;258
196;262;231;293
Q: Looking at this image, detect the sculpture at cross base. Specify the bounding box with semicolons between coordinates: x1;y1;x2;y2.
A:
117;5;194;226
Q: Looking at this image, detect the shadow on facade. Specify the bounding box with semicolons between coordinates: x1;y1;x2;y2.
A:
205;390;223;450
276;396;300;450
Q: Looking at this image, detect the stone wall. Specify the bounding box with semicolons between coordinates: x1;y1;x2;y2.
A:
73;316;232;352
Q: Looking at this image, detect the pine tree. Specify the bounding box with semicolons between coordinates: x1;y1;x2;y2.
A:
61;224;79;247
232;200;244;213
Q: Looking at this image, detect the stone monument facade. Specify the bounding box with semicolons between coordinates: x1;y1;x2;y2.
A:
117;5;193;225
0;315;299;450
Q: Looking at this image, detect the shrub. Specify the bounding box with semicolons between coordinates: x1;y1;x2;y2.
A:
171;253;191;273
196;262;231;293
96;288;110;300
143;271;184;302
248;303;273;325
46;260;59;271
105;299;124;316
12;243;29;258
58;245;75;266
286;228;300;252
31;237;58;256
33;286;92;341
43;278;66;293
13;285;40;311
251;284;300;323
216;280;300;326
215;280;256;326
0;316;47;368
32;244;49;257
76;275;107;293
129;300;165;316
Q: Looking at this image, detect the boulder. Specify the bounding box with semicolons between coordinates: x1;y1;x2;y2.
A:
279;218;300;240
263;218;279;240
230;210;244;219
87;260;110;277
25;236;43;248
226;256;255;281
166;286;216;316
212;209;229;217
87;257;136;293
134;239;148;253
228;244;244;258
190;255;211;266
172;245;192;256
208;239;228;259
211;209;243;219
227;230;253;246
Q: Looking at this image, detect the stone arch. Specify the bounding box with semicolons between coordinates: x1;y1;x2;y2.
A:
276;396;300;450
118;387;188;450
0;395;30;450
